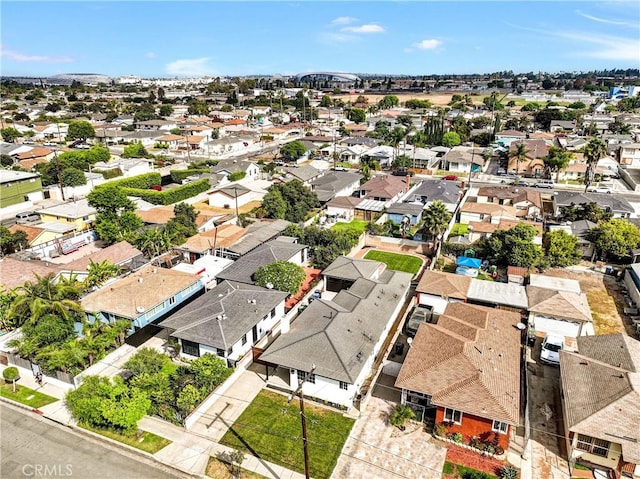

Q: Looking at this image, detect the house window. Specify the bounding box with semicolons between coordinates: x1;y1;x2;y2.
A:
339;381;348;390
444;408;462;425
182;340;200;357
270;308;276;319
576;434;610;457
168;296;176;305
297;370;315;384
216;348;226;357
492;420;509;434
242;334;247;345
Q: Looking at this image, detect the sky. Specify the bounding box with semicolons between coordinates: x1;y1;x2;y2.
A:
1;1;639;78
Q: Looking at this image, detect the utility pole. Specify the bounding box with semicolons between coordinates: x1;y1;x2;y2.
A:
289;364;316;479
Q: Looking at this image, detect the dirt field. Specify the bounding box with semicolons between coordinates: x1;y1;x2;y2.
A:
542;268;627;335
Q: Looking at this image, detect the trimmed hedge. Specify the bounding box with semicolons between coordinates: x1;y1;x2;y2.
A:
170;168;209;183
97;172;161;190
227;171;246;182
121;179;210;205
100;168;123;179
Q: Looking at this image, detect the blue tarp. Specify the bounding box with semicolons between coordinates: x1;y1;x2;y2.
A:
456;256;482;268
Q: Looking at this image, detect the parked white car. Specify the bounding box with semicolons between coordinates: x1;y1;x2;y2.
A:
540;334;564;366
588;186;613;194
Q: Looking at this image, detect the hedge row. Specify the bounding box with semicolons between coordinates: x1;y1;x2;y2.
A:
100;168;123;179
97;172;162;190
121;179;210;205
169;168;209;183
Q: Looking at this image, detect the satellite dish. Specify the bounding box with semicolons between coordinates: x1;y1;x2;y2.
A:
266;282;274;290
136;306;145;313
516;322;526;331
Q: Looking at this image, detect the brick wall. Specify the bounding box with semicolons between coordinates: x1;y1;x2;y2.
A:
435;407;510;450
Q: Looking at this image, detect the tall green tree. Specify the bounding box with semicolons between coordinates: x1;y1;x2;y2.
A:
280;141;307;161
543;230;582;267
588;219;640;261
0;226;28;256
441;131;461;148
422;201;452;251
583;138;607;192
510;142;530;176
1;127;22;143
479;223;543;268
255;260;306;295
67;121;96;142
86;259;122;289
88;187;142;244
543;146;573;180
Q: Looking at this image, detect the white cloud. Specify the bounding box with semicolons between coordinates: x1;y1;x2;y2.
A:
415;39;442;50
341;24;385;34
558;31;640;61
0;45;73;63
165;57;215;76
331;16;356;25
145;52;157;59
575;10;638;27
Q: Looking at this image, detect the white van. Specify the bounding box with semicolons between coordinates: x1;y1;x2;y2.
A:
15;211;41;224
534;179;555;189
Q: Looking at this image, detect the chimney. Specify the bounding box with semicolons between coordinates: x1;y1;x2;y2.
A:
405;174;411;193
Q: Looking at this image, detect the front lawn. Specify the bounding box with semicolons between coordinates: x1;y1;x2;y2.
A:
206;456;267;479
220;390;354;479
443;461;498;479
80;423;171;454
330;220;368;235
363;250;423;275
0;383;58;408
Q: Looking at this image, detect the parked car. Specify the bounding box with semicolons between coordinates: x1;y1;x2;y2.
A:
405;305;436;338
587;186;613;194
392;169;414;177
510;180;529;187
443;175;458;181
15;211;40;224
540;334;564;366
534;179;555;189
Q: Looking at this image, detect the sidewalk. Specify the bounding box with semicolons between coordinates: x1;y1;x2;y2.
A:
0;363;304;479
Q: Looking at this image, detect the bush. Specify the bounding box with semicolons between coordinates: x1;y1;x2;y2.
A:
462;471;492;479
499;465;519;479
2;367;19;382
121;179;210;205
96;172;161;190
433;422;448;437
100;168;123;179
227;171;246;182
170;168;209;183
390;404;416;428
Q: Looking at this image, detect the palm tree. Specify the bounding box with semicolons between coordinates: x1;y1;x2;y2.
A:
510;142;530;176
390;404;416;430
422;201;452;252
583;137;607;192
85;259;122;289
543;146;573;181
6;274;83;328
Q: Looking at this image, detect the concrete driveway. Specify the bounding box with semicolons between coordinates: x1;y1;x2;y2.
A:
332;396;446;479
527;339;572;479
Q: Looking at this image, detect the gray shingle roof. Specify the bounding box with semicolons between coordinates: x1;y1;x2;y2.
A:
322;256;382;281
560;334;640;463
216;238;307;285
159;280;288;350
387;202;424;216
282;165;321;183
553;191;634;214
259;270;412;383
226;219;291;256
310;171;362;202
407;180;461;205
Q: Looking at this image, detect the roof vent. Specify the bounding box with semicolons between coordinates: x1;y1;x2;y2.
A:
138;277;143;283
580;360;589;366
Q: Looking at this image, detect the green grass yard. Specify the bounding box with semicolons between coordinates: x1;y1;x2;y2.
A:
330;220;368;235
443;461;498;478
0;383;58;409
80;424;171;454
363;250;423;275
220;390;354;479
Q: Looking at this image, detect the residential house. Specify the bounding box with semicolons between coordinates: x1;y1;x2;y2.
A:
355;175;413;220
459;202;519;225
171;255;235;289
441;146;485;174
548;220;597;260
619;143;640;168
175;224;246;263
13;147;56;169
386;202;424;226
38;199;96;230
0;170;43;209
159;280;288;366
155;134;186;150
466;219;543;245
549;120;577;133
211;159;260;183
507;139;550;177
81;265;204;331
58;241;144;282
135;119;177;131
623;263;640;307
218;219;291;259
207;183;264;209
395;302;521;449
31;123;68;142
404;180;462;213
0;257;63;290
310;170;362;204
560;334;640;478
552;191;635;219
216;238;308;286
259;265;412;409
527;276;594;341
279;165;323;186
325;196;362;222
322;256;386;292
475;186;542;220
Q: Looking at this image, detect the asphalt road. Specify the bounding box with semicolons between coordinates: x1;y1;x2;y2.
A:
0;404;187;479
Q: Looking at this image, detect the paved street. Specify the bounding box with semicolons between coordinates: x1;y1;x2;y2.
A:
0;404;188;479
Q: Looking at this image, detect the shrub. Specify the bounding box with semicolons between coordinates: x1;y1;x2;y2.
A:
451;432;463;443
100;168;123;179
499;465;519;479
96;172;161;190
121;179;210;205
2;366;19;382
462;471;492;479
433;422;448;437
390;404;416;428
227;171;246;182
